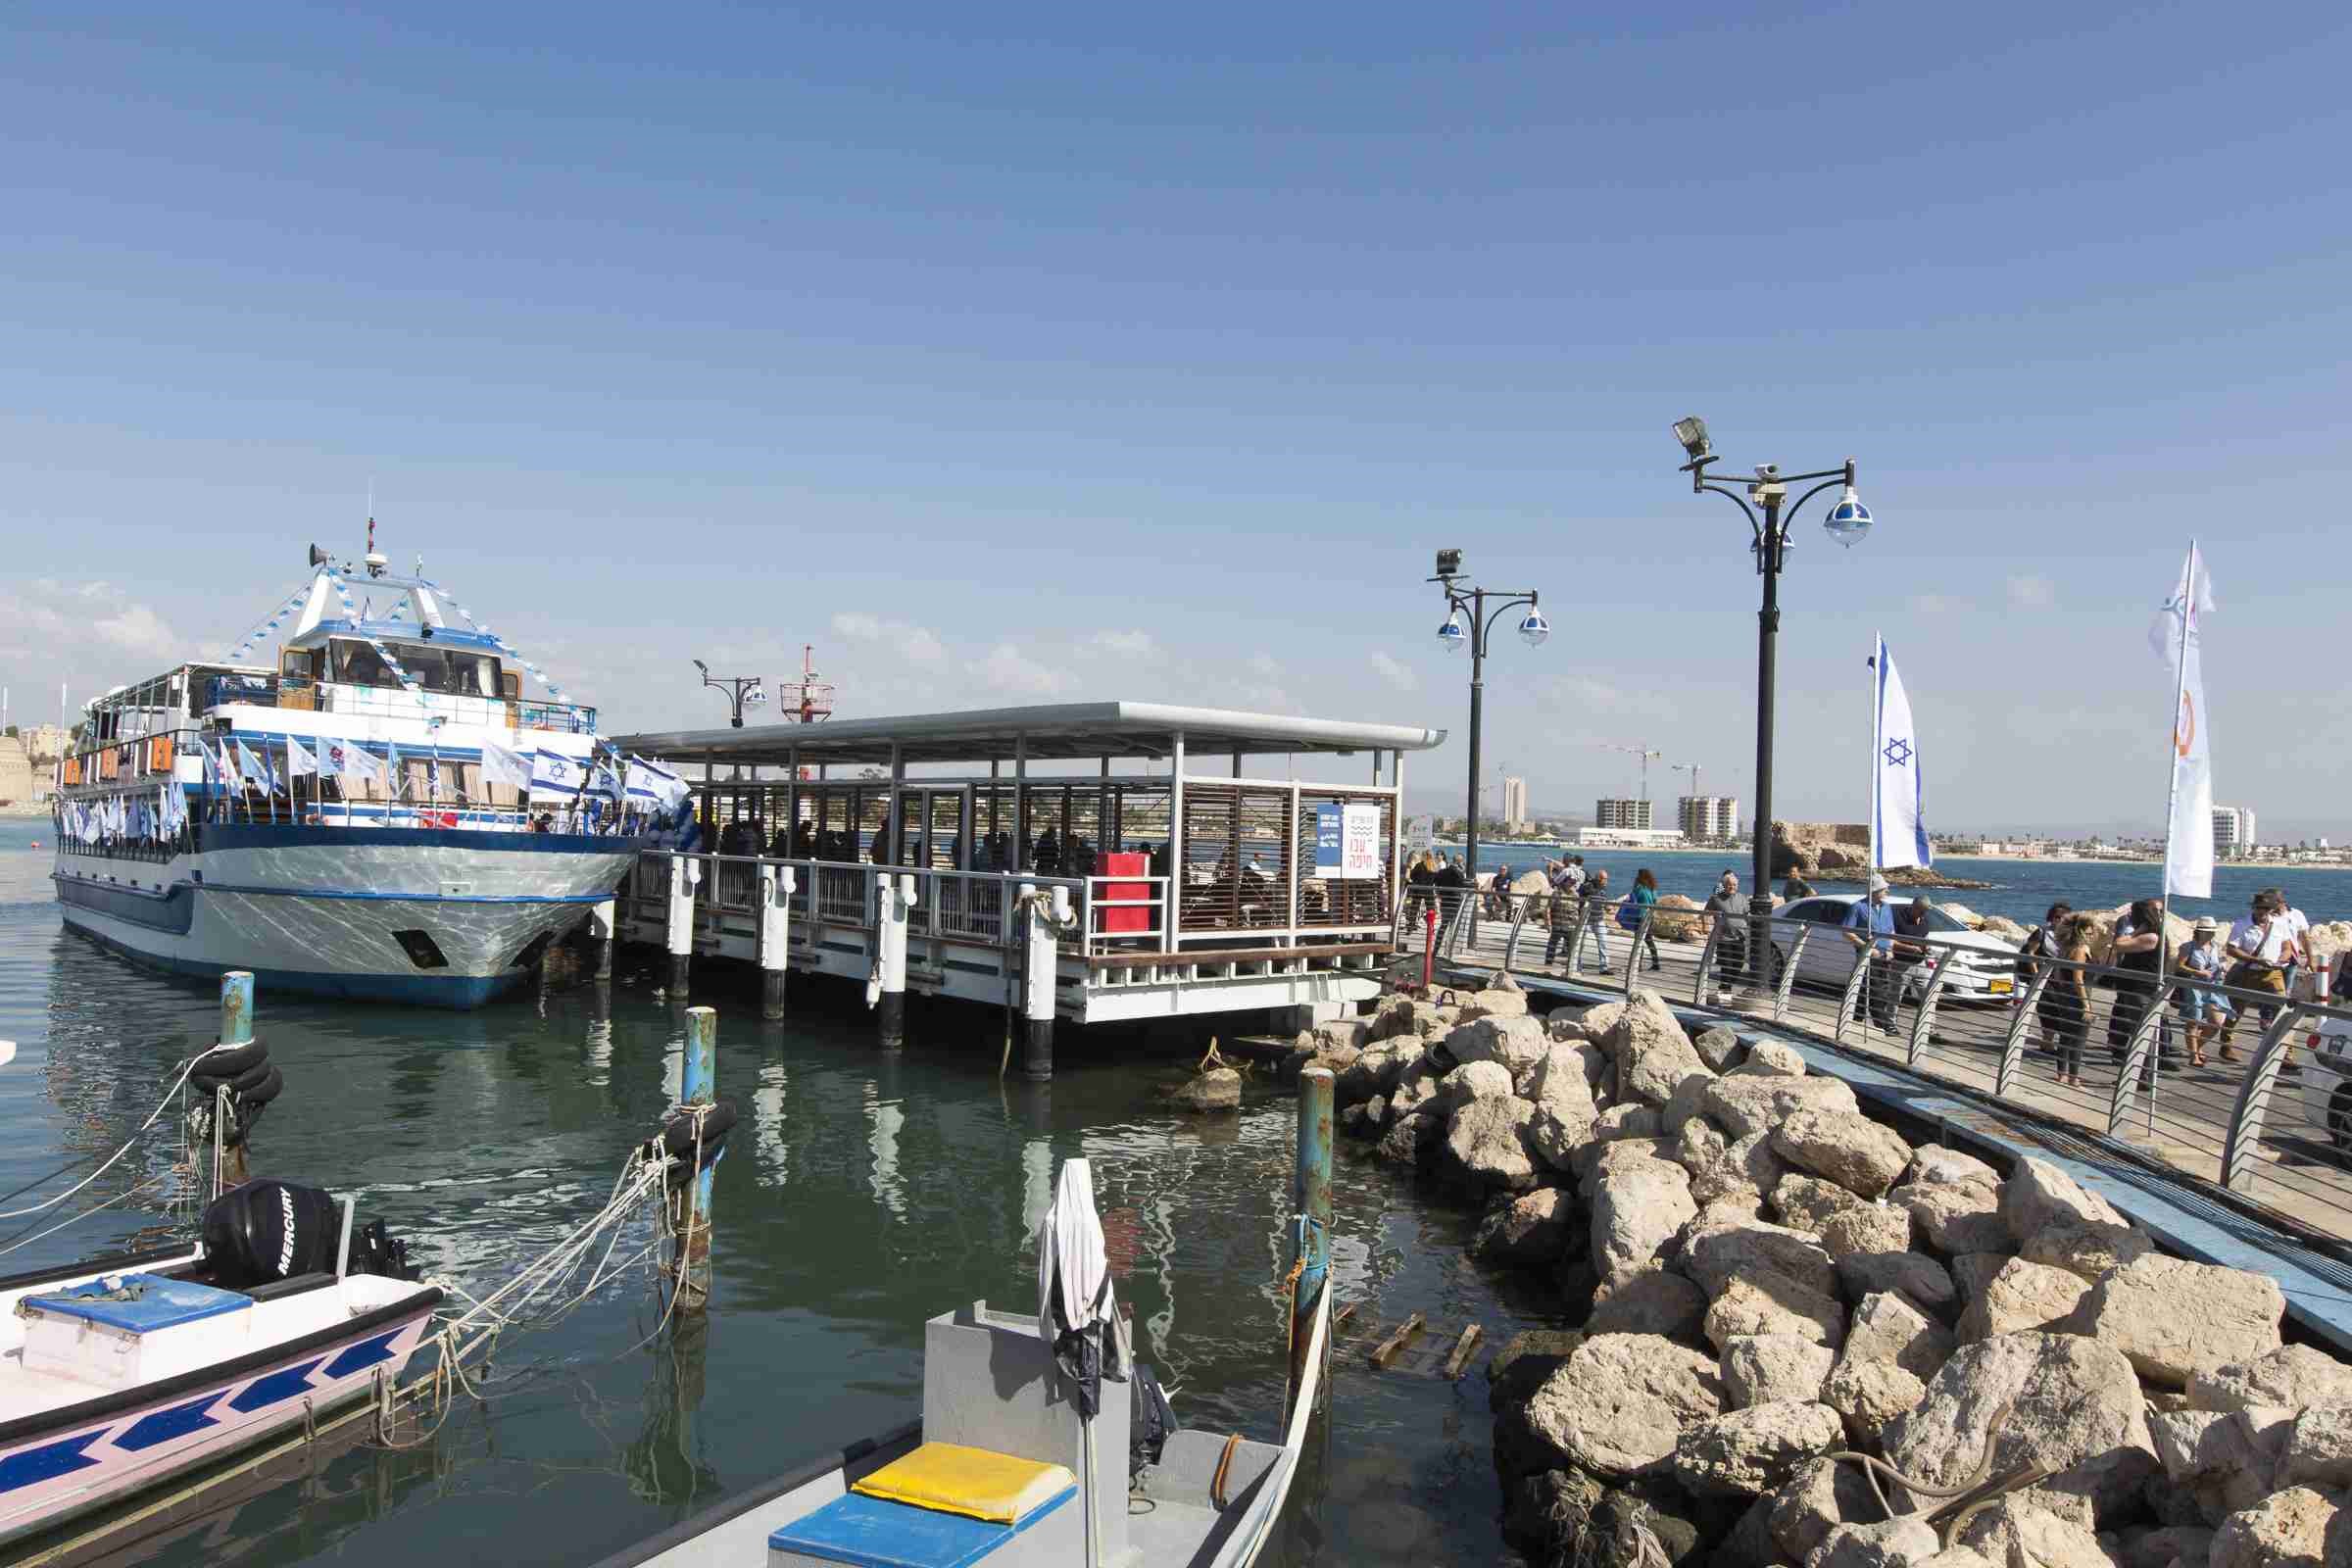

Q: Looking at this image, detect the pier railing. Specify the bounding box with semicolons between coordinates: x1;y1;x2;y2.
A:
1438;886;2352;1243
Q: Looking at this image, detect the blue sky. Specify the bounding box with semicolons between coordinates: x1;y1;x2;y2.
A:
4;4;2347;838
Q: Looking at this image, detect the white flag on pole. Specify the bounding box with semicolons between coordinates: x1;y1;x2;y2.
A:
1870;634;1932;870
479;736;534;796
2160;542;2215;900
285;737;318;778
331;740;387;794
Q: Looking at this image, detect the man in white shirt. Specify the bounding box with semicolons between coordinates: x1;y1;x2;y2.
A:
2218;892;2293;1063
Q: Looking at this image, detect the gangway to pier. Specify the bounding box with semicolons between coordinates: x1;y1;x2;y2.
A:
606;702;1446;1043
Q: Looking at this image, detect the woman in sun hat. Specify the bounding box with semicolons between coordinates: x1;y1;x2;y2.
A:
2175;916;2232;1068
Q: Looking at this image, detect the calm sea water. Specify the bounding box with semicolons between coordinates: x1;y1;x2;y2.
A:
0;816;1544;1566
1458;845;2351;925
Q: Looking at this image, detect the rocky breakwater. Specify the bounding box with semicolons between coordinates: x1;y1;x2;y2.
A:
1319;984;2352;1568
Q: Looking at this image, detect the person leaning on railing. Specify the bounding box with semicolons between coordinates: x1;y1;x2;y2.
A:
1703;872;1749;983
1843;875;1899;1033
2105;899;2172;1069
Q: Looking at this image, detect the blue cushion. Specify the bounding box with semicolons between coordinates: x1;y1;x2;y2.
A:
768;1485;1073;1568
24;1274;251;1334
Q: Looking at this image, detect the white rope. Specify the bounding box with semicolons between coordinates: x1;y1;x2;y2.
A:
0;1044;238;1225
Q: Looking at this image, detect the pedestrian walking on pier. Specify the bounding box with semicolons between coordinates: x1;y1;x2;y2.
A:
1631;868;1662;972
1544;872;1580;967
2218;891;2294;1066
2013;902;2074;1054
1704;871;1750;986
2176;918;2230;1068
1843;875;1899;1033
2106;899;2170;1072
1580;869;1614;973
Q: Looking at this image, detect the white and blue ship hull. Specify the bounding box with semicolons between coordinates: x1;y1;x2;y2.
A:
55;824;642;1007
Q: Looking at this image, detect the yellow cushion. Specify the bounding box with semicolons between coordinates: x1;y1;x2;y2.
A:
852;1443;1077;1525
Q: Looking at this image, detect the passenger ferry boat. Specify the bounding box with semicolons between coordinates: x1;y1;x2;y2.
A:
48;533;647;1005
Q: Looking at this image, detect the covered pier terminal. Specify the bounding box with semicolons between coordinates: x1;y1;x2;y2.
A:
605;702;1444;1077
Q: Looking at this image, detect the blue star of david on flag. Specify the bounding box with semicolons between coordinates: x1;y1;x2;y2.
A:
1882;737;1912;768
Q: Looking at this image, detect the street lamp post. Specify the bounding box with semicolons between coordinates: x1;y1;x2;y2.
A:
692;659;767;729
1431;551;1547;937
1669;416;1871;987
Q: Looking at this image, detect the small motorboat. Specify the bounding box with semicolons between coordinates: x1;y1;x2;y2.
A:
0;1184;439;1552
600;1156;1331;1568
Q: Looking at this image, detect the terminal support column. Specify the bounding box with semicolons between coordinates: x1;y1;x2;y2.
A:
876;871;915;1050
666;853;699;994
589;897;616;980
1021;880;1064;1081
759;864;795;1019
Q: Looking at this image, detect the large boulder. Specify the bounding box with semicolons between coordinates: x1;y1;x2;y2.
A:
1677;1124;1791;1209
1701;1073;1861;1141
1950;1498;2116;1568
1650;893;1707;943
2275;1405;2352;1493
1768;1458;1882;1561
1336;1041;1401;1103
1839;1291;1953;1383
1822;1356;1926;1446
1837;1250;1959;1315
1890;1181;2012;1254
1609;991;1714;1107
1881;1332;2157;1525
1703;1269;1846;1352
1170;1067;1242;1111
1455;987;1532;1023
1523;1043;1601;1171
1771;1173;1868;1234
1817;1204;1913;1260
1588;1266;1710;1343
1525;1332;1726;1479
2079;1254;2283;1387
1671;1400;1843;1498
1373;1107;1442;1165
1474;1186;1580;1267
1679;1216;1839;1302
1809;1517;1942;1568
1694;1024;1746;1072
2189;1344;2352;1414
2000;1156;2129;1244
1441;1058;1517;1106
1720;1333;1836;1409
1440;1095;1540;1192
2207;1486;2339;1568
1444;1013;1549;1075
1956;1257;2092;1344
1771;1109;1913;1200
2149;1406;2295;1525
1592;1156;1699;1283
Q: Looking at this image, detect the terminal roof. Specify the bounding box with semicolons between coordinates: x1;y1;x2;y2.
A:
612;701;1445;768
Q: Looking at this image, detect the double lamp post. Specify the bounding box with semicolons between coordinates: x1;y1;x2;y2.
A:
1427;421;1870;979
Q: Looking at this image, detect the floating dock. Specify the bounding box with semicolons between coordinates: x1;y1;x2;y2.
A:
607;702;1444;1074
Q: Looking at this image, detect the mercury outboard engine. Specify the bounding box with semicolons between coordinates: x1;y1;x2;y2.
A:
199;1179;417;1289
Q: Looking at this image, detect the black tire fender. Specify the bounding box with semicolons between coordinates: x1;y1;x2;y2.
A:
190;1041;268;1082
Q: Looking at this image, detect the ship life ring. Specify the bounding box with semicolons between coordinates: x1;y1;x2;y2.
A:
148;735;174;772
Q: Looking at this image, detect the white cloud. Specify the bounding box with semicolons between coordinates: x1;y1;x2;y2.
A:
1084;629;1157;659
1368;651;1418;693
2005;574;2056;611
1907;593;1965;615
91;604;178;661
830;611;945;665
980;642;1075;697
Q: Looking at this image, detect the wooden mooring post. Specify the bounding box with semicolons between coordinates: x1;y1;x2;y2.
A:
671;1005;718;1313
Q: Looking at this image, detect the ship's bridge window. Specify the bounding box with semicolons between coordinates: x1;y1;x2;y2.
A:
328;639;503;698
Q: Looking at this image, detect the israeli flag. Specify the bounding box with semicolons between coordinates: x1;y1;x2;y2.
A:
625;754;689;813
333;740;388;793
1870;633;1931;870
531;748;583;804
236;740;279;797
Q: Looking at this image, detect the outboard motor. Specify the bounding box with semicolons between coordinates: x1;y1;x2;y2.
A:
199;1179;416;1289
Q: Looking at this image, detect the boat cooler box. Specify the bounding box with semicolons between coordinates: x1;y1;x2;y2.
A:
1096;852;1150;938
18;1273;254;1389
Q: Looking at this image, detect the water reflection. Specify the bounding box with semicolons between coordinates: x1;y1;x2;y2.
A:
1;820;1551;1567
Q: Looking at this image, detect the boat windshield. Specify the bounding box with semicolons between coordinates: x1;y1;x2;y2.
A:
330;638;504;698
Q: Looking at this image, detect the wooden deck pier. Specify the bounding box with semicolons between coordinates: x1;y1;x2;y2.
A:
608;702;1446;1071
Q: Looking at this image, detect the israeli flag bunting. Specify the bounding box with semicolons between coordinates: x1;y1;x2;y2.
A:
479;736;535;795
1870;633;1932;871
531;748;584;803
235;740;279;797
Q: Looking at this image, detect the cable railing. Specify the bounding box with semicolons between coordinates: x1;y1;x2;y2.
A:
1430;884;2352;1240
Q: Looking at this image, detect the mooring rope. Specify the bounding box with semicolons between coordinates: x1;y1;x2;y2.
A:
0;1043;241;1235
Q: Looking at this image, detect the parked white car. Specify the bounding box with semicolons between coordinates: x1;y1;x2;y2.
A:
2295;966;2352;1155
1767;895;2023;1005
